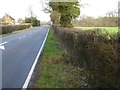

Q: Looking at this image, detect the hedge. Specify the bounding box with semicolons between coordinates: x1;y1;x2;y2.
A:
0;24;31;35
53;25;120;88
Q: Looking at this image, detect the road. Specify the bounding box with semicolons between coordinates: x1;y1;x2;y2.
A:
1;25;50;88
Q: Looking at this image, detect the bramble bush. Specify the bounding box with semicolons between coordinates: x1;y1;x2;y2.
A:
53;25;120;88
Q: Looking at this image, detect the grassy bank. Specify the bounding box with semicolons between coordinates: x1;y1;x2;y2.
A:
34;27;85;88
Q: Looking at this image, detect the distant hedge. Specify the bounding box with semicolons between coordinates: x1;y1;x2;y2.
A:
53;25;120;88
0;24;31;35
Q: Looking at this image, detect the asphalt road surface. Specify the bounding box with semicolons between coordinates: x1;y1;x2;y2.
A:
1;25;50;88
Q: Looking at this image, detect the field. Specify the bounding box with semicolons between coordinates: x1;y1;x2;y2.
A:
75;27;118;35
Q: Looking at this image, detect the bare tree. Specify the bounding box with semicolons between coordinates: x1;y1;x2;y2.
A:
28;5;34;17
40;0;52;13
28;5;35;24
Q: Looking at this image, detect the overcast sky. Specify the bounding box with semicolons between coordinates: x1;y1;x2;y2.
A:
80;0;119;18
0;0;119;21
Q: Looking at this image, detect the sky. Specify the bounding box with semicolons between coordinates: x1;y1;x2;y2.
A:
80;0;119;18
0;0;119;22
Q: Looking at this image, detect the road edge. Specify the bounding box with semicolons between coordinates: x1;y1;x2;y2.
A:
22;27;50;89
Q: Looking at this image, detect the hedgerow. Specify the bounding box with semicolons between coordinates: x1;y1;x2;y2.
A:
53;25;120;88
0;24;31;34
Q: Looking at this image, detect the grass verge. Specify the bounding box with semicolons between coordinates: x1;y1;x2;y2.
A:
33;27;85;88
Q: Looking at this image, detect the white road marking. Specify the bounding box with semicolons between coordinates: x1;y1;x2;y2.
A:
0;45;5;50
0;41;7;50
0;42;7;46
22;28;50;89
18;36;26;40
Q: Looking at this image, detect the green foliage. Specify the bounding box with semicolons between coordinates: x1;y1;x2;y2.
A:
25;18;31;23
25;17;40;26
49;1;80;28
32;17;40;26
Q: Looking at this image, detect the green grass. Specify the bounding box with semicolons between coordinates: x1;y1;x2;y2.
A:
75;27;118;35
35;27;85;88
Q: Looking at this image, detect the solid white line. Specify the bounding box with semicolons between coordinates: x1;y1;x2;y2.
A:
18;36;26;40
0;41;7;46
22;27;50;89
